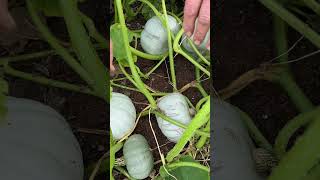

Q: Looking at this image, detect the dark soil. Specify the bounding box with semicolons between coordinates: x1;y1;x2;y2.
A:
2;1;108;180
113;54;210;179
213;0;320;144
112;7;210;179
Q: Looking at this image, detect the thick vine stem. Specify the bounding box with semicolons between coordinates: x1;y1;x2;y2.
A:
130;47;166;60
167;162;210;172
259;0;320;49
59;0;108;99
269;116;320;180
173;29;210;76
3;64;99;98
274;106;320;159
301;0;320;16
26;1;95;88
115;0;157;107
80;12;108;45
110;141;124;180
195;120;210;149
166;99;210;162
233;106;273;151
161;0;177;90
0;44;107;65
153;111;210;137
273;16;313;112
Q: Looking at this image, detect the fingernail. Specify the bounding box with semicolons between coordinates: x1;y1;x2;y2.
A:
194;40;200;45
186;31;192;37
207;46;210;51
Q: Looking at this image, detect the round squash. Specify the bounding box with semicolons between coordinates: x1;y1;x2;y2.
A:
0;97;83;180
141;15;181;55
123;134;154;179
110;92;136;140
181;18;210;54
212;99;264;180
155;93;192;142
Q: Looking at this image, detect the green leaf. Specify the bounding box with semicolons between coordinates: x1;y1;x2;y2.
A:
141;0;161;20
110;23;135;66
160;155;209;180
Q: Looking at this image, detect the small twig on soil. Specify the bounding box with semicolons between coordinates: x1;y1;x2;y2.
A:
76;128;108;136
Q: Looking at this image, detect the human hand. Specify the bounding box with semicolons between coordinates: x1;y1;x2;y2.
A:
183;0;210;50
110;40;115;73
0;0;16;32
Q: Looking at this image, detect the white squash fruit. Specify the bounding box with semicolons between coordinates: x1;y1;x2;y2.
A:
182;18;210;53
123;134;154;179
0;97;83;180
110;92;136;140
155;93;192;142
141;15;181;55
212;99;264;180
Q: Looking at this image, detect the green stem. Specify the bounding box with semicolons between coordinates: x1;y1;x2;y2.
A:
161;0;177;90
59;0;108;98
166;99;210;162
130;46;165;60
268;116;320;180
196;96;209;112
110;142;124;180
115;0;157;108
259;0;320;49
80;12;108;45
0;44;107;65
187;38;210;66
274;106;320;158
273;16;313;112
167;162;210;172
195;67;208;97
145;55;168;77
114;166;136;180
111;82;140;92
173;29;210;76
302;163;320;180
195;120;210;149
302;0;320;16
234;106;273;151
26;1;95;88
3;64;98;97
153;111;210;137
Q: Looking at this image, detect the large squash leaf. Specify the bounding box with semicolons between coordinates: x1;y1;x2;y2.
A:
159;155;210;180
110;23;135;67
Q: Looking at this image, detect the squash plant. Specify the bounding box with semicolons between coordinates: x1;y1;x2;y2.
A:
215;0;320;180
110;0;210;179
0;0;109;178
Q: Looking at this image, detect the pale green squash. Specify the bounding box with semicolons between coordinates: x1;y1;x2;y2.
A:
110;92;136;140
0;97;83;180
140;15;180;55
123;134;154;179
155;93;192;142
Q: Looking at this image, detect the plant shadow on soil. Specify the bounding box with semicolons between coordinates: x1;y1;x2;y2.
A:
213;0;320;146
2;0;108;179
